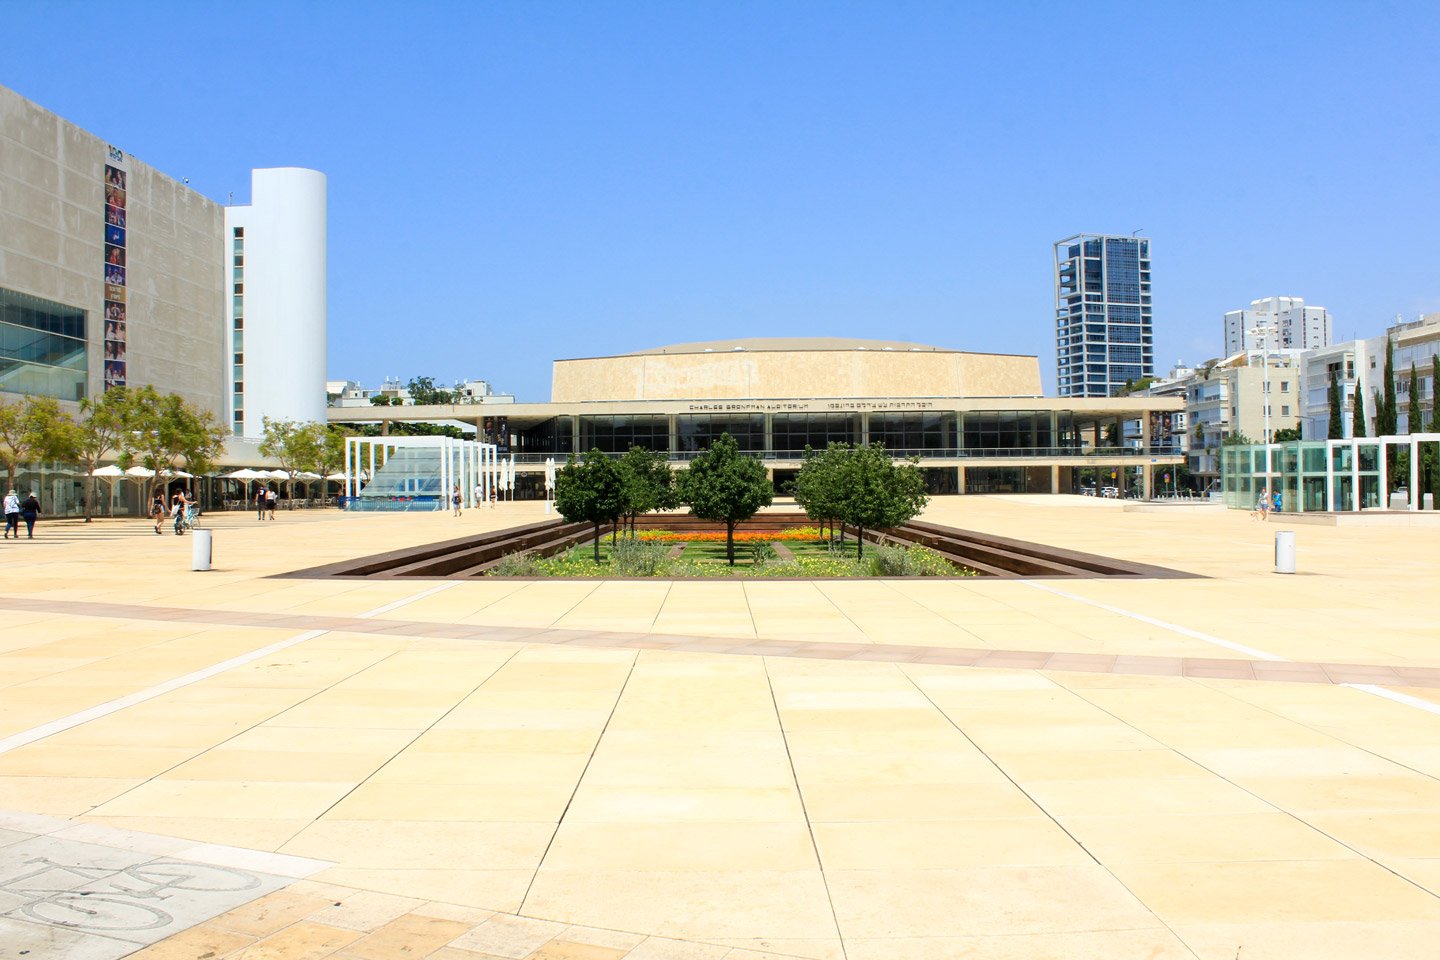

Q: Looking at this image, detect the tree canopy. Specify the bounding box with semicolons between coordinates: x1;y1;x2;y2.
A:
678;433;773;565
0;395;71;491
1327;368;1344;440
554;449;626;561
834;443;929;560
616;445;675;534
117;386;227;494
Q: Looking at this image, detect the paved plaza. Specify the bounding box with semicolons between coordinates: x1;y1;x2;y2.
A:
1;496;1439;959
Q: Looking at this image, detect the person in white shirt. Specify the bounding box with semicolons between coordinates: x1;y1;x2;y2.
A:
3;490;20;539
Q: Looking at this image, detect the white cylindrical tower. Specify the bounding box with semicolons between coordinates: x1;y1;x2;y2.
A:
224;167;327;436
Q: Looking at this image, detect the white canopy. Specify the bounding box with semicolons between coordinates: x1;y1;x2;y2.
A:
125;466;192;479
223;468;268;480
295;471;323;480
263;469;290;480
323;472;347;481
91;465;126;477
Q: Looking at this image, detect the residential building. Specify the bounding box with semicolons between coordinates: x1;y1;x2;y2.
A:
1053;234;1154;398
1223;296;1331;356
1186;352;1301;487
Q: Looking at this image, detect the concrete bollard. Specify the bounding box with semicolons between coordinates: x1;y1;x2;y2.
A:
1274;530;1295;574
191;528;213;571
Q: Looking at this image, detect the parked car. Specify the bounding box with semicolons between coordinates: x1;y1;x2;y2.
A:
1100;486;1120;498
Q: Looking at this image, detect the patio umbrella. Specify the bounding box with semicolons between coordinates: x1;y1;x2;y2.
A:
123;466;155;478
91;465;126;477
223;468;267;479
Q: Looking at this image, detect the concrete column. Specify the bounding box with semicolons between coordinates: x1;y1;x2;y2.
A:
1351;441;1361;511
668;415;678;456
1050;464;1060;494
1411;438;1420;510
957;465;966;495
860;413;870;446
1378;441;1388;508
1142;464;1153;500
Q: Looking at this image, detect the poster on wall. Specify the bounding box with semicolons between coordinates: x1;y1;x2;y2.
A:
102;151;128;389
482;417;511;452
1148;411;1176;450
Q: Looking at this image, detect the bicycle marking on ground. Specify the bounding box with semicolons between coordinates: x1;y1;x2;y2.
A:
0;834;293;948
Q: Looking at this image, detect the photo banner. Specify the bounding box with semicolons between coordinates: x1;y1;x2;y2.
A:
103;146;128;389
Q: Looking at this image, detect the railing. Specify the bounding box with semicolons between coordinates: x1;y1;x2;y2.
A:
497;446;1185;464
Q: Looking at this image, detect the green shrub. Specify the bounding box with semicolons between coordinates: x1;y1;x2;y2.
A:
489;552;541;576
610;538;670;577
867;543;963;577
749;541;778;565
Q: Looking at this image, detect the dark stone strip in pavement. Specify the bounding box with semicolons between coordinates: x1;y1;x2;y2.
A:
0;594;1436;690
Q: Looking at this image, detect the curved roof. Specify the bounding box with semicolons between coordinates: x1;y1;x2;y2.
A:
627;337;955;356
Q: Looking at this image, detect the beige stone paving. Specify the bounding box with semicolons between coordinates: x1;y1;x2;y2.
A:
1;498;1440;958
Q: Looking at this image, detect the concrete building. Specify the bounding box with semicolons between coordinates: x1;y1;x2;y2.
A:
1223;296;1331;356
1053;234;1154;398
331;338;1183;500
0;84;327;513
1186;352;1301;487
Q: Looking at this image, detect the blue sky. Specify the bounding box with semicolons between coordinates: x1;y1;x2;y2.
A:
7;2;1439;400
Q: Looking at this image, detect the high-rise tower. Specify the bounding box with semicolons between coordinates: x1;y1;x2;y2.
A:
1054;234;1153;397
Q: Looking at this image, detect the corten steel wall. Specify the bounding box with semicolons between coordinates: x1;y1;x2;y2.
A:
0;84;225;415
551;348;1043;402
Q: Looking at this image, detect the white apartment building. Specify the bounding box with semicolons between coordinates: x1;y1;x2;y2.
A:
1183;352;1301;485
1223;296;1331;356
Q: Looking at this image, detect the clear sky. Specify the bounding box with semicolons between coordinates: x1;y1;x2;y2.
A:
6;2;1439;400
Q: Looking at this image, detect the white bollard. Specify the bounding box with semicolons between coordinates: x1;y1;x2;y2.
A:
1273;530;1295;574
191;528;213;571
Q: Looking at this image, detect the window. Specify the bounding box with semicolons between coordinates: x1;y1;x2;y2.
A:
868;412;956;452
0;287;88;401
578;415;669;453
770;414;857;453
677;414;764;452
1280;381;1289;393
1281;406;1290;416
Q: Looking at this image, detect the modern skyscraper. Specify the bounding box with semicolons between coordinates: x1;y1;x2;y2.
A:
1053;234;1154;397
1222;296;1331;357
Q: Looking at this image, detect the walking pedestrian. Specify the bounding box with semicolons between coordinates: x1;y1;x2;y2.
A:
266;486;277;519
19;491;40;539
472;483;483;512
452;484;463;516
256;486;267;520
151;492;166;534
3;489;19;539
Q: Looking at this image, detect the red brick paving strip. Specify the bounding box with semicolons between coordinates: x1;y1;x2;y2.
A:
0;594;1435;689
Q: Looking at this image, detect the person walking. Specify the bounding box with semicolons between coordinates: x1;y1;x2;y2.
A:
266;486;277;519
472;482;483;512
452;484;463;517
3;489;19;539
19;491;40;539
151;492;166;534
255;486;267;520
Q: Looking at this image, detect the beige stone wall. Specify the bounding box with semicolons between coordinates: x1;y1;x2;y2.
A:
0;84;225;417
552;349;1042;401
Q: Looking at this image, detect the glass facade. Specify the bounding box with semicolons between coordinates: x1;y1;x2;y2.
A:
678;413;764;452
0;287;88;401
962;411;1058;451
770;413;858;454
1054;234;1154;398
1221;441;1385;512
868;412;956;453
578;414;669;452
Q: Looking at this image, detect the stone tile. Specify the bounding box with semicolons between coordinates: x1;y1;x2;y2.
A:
208;889;340;937
448;913;567;958
0;916;135;960
123;924;256;959
228;920;363;960
340;912;472;959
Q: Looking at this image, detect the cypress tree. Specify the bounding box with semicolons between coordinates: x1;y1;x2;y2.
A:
1382;337;1397;435
1352;376;1366;438
1409;364;1422;434
1327;368;1343;440
1431;357;1440;506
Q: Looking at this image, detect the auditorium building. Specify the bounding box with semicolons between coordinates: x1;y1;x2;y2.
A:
330;338;1184;498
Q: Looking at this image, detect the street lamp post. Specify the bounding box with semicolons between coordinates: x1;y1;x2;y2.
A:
1246;326;1273;444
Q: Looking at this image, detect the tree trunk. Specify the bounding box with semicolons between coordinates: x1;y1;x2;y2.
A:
593;522;602;562
84;471;94;522
726;520;736;566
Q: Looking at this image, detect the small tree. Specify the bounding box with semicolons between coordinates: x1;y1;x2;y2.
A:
1272;427;1301;443
1430;357;1440;506
1352;377;1366;438
65;389;130;521
616;445;675;536
260;417;325;503
1327;369;1344;440
406;376;455;406
119;386;226;498
1382;337;1397;434
1408;364;1422;434
833;443;929;560
554;449;626;561
793;442;851;542
678;433;773;565
0;395;73;492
